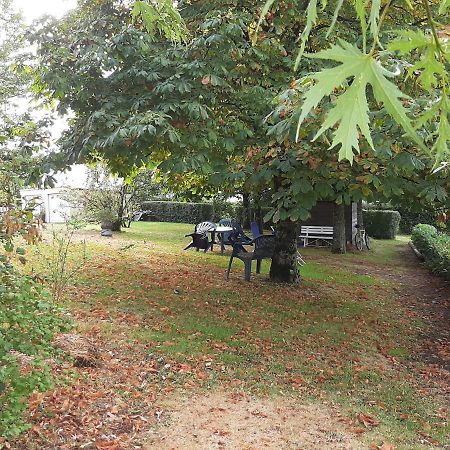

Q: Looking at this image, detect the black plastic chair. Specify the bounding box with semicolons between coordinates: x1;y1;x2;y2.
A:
183;232;211;252
226;234;276;281
250;221;262;239
184;221;216;252
217;219;251;255
231;220;252;244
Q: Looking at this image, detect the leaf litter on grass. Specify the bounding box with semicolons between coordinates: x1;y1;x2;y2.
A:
7;224;450;449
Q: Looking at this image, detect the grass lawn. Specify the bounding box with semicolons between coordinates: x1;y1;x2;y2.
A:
15;222;449;450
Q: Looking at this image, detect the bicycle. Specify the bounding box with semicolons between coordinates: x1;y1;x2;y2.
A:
354;224;371;250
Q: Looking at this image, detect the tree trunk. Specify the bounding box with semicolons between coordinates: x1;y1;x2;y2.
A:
332;203;346;254
357;199;363;227
269;219;300;284
101;219;121;232
113;185;127;232
242;192;251;228
111;220;122;232
253;193;264;231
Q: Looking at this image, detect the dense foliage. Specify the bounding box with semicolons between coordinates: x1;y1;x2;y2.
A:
0;0;58;207
397;206;449;234
0;208;70;437
0;0;72;419
411;224;450;280
0;262;69;437
363;209;401;239
260;0;450;166
367;203;448;233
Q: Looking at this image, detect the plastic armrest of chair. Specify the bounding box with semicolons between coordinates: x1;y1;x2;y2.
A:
231;241;247;252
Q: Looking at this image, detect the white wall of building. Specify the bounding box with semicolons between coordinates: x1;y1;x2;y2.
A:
20;188;72;223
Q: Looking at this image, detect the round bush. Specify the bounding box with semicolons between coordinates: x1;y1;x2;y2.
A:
411;224;450;281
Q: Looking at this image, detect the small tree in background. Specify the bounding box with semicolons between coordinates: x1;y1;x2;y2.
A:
70;163;158;231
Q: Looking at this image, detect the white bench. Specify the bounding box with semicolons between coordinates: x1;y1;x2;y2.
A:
299;226;334;247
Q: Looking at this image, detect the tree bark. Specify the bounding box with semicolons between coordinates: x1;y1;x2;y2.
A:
101;219;121;232
269;219;300;284
111;220;122;232
332;203;346;254
242;192;251;228
357;199;363;227
253;193;264;231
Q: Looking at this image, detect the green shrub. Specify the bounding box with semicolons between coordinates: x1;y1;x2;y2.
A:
365;203;448;234
363;209;401;239
411;224;450;281
140;200;243;224
396;206;448;234
139;200;275;228
0;261;70;437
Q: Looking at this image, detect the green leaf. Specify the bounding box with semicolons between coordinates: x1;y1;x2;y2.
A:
295;41;426;162
132;2;156;34
439;0;450;14
131;0;187;43
296;42;365;140
369;62;426;152
294;0;318;70
326;0;344;38
410;46;446;91
254;0;277;42
414;99;441;130
387;30;429;54
388;31;444;91
313;73;374;161
432;110;450;165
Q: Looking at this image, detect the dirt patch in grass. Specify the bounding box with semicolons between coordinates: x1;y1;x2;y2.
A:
145;391;363;450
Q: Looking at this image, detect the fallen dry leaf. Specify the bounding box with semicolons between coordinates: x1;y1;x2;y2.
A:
380;442;397;450
357;413;380;428
95;439;122;450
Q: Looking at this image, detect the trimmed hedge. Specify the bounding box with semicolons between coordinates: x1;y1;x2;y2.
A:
141;201;214;224
397;206;448;234
411;224;450;281
140;200;243;224
363;209;401;239
365;203;448;234
139;200;274;227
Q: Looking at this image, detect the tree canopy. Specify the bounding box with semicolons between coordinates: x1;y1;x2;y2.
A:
258;0;449;166
0;0;58;206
